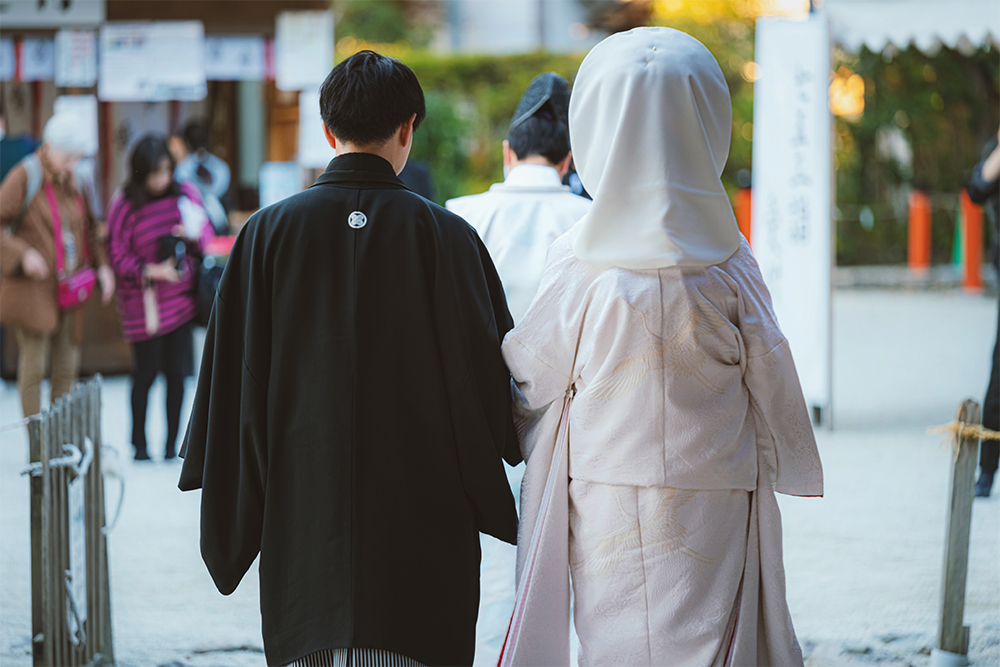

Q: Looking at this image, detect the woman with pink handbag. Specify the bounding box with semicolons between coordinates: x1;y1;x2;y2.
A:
106;135;214;461
0;111;116;419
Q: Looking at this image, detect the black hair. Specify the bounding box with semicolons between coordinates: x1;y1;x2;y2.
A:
183;119;210;152
124;135;181;208
507;102;570;165
319;50;426;147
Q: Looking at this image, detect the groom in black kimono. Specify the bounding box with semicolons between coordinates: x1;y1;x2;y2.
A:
179;51;521;667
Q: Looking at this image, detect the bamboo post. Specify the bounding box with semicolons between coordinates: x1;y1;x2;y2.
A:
932;400;981;667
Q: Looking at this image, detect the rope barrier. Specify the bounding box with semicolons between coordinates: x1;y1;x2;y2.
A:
928;420;999;460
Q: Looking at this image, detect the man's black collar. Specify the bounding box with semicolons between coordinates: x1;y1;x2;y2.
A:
311;152;409;189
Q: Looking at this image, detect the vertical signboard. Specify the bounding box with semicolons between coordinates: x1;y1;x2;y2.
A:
750;14;833;425
275;10;334;91
298;87;336;168
20;38;56;81
56;30;98;87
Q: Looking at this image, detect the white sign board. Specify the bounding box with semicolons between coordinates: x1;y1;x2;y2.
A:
259;162;303;208
99;22;207;101
0;0;104;28
21;38;56;81
0;39;14;81
275;11;334;91
56;30;98;87
298;88;336;169
750;15;832;424
54;95;99;156
205;36;266;81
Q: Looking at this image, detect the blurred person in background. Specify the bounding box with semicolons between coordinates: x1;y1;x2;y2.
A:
0;111;115;418
499;29;823;666
106;135;214;462
0;108;38;181
175;119;230;234
969;126;999;498
446;72;590;323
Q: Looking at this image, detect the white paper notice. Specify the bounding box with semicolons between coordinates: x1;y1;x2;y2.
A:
205;36;266;81
99;22;207;101
259;162;303;208
56;30;98;87
750;15;833;424
298;88;336;169
275;11;334;91
0;38;14;81
21;38;56;81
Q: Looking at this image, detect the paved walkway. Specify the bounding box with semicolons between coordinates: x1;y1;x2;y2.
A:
1;288;997;667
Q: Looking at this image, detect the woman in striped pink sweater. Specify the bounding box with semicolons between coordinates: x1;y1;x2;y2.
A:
106;136;214;461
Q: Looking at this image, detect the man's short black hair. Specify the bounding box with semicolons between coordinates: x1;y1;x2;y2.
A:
507;103;570;165
319;50;426;147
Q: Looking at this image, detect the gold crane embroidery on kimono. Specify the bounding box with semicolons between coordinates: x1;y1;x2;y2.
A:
586;298;726;401
574;486;712;578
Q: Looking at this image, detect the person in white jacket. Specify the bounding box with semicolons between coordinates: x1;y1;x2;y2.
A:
498;28;824;667
447;72;590;323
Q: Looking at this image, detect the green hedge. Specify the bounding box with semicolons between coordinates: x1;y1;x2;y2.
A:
368;34;997;266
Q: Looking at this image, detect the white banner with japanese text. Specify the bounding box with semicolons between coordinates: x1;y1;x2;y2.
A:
750;15;833;424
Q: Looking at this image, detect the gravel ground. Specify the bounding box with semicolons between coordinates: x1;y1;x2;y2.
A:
1;288;997;667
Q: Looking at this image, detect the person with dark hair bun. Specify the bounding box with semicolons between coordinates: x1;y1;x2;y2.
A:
179;50;518;667
106;134;214;461
447;73;590;323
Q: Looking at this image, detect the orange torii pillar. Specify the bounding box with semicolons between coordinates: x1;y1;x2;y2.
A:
960;190;983;292
735;187;752;247
908;190;931;272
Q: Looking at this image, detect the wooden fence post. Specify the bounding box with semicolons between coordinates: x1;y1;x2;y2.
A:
932;399;981;667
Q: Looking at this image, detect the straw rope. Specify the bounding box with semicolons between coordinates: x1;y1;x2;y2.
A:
928;421;1000;441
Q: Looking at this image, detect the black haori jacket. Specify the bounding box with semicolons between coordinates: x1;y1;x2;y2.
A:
179;153;521;667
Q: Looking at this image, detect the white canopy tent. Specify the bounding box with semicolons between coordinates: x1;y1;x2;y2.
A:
823;0;1000;52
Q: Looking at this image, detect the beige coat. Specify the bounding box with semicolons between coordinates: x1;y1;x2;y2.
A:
0;149;107;341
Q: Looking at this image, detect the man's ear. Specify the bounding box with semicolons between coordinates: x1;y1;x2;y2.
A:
322;122;337;150
502;140;514;167
398;113;417;148
556;151;573;178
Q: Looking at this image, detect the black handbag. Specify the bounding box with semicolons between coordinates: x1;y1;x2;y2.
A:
195;256;224;327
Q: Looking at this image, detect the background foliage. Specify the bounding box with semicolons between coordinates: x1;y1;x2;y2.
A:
333;0;999;265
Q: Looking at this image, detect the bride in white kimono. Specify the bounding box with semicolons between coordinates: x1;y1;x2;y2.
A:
498;28;824;667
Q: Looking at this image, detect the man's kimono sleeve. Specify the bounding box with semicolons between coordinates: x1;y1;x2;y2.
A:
737;272;824;498
178;228;269;595
434;225;521;543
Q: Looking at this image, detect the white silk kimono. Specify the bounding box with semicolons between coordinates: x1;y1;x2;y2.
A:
500;234;824;666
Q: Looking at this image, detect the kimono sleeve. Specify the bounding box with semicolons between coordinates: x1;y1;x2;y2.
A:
502;238;582;415
434;221;520;544
178;227;269;595
737;270;824;497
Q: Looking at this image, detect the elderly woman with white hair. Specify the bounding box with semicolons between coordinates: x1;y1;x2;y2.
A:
499;28;823;667
0;111;115;418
